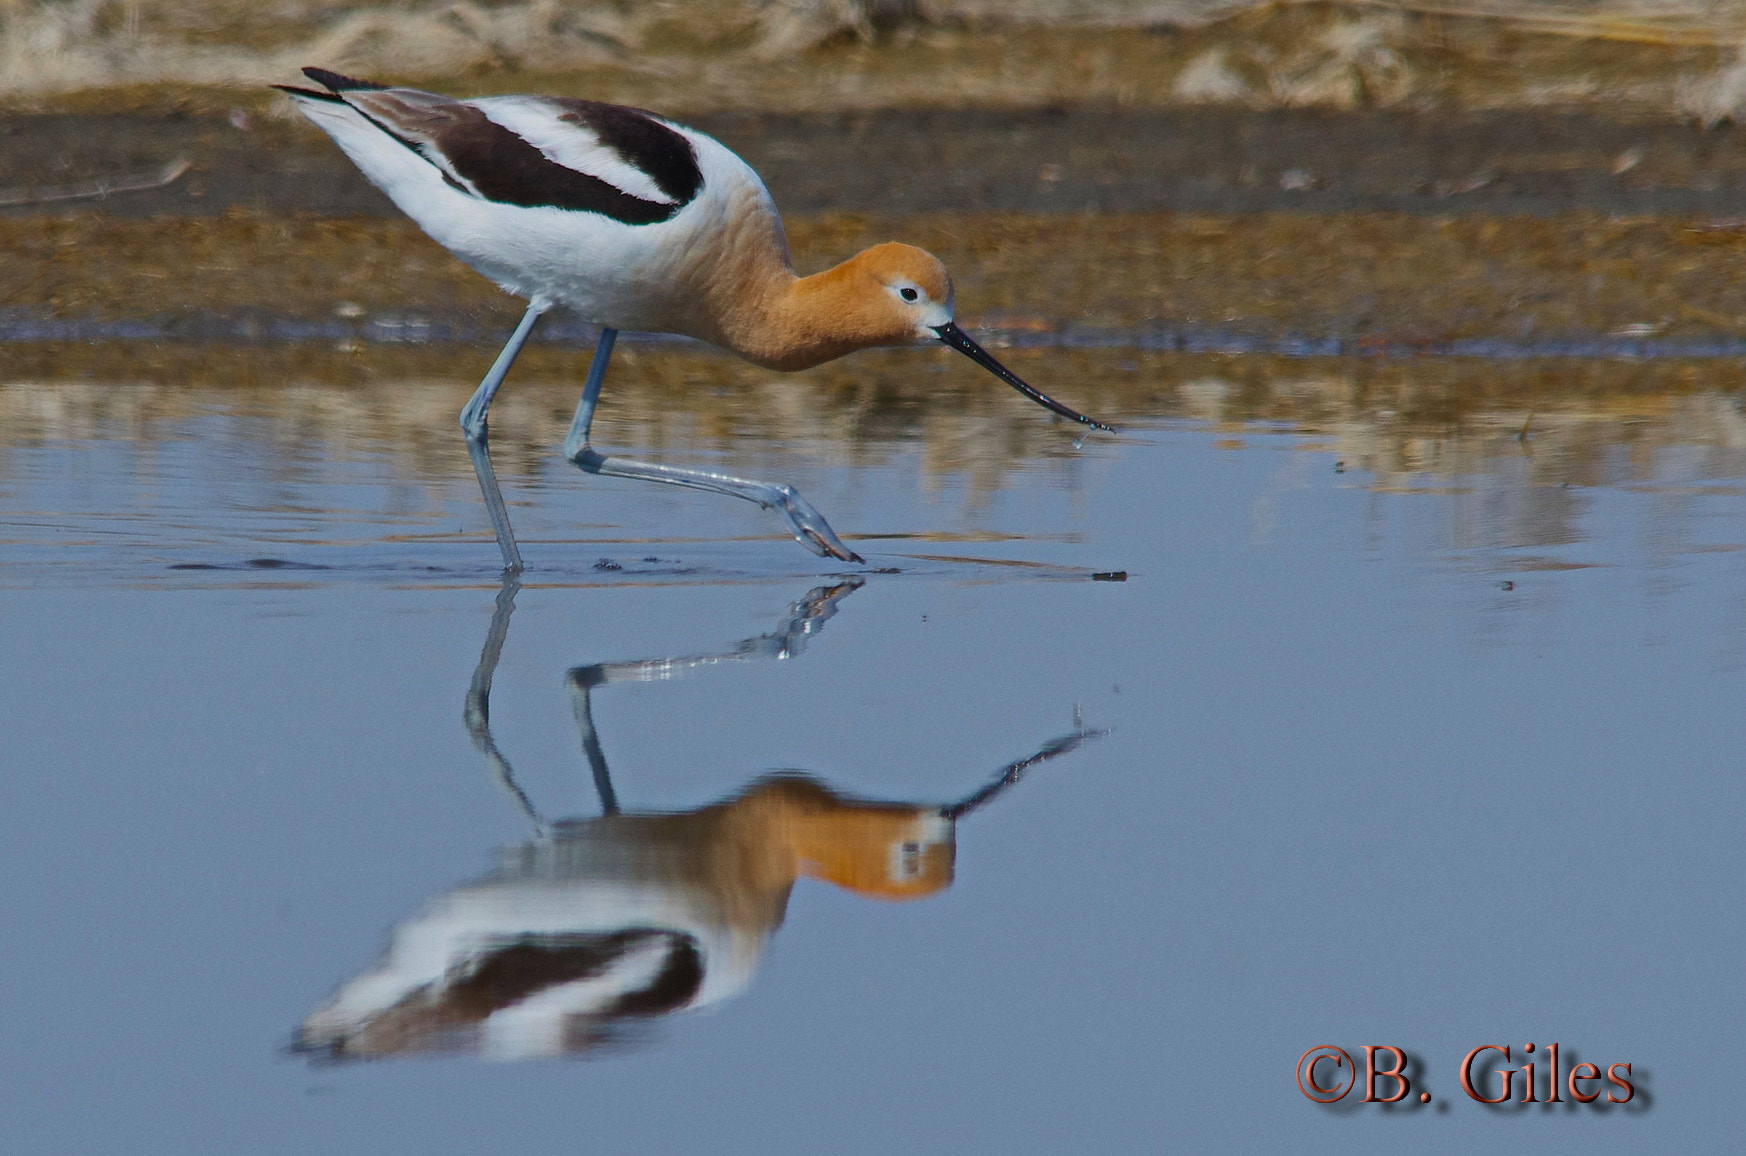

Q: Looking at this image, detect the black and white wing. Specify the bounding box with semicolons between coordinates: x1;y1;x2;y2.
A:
296;928;706;1060
279;68;705;225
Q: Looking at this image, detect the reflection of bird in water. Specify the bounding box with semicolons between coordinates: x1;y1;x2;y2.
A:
298;774;959;1061
296;580;1099;1061
275;69;1110;573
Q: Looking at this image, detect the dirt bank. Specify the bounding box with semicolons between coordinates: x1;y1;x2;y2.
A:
7;104;1746;220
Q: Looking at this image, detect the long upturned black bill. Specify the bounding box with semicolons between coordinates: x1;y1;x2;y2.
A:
933;322;1114;433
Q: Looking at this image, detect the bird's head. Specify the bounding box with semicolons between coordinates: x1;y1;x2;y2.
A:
835;241;1114;432
851;241;956;338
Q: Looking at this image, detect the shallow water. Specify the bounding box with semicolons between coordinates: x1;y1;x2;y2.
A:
1;344;1743;1152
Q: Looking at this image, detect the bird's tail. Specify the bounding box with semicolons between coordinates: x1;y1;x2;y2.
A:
300;67;387;93
270;66;386;101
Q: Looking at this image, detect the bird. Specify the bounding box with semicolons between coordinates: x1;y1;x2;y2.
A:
296;772;960;1060
274;68;1111;572
295;574;1100;1061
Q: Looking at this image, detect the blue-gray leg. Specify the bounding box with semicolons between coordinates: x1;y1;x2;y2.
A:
561;328;864;564
562;577;864;817
460;302;546;573
463;575;547;835
564;667;620;817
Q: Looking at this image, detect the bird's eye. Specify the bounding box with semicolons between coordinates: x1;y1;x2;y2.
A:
899;287;919;302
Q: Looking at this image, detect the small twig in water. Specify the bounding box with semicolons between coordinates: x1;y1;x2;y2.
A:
0;158;191;208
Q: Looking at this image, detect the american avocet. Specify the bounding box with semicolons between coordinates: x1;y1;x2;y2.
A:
275;68;1110;571
296;772;964;1060
296;579;1099;1060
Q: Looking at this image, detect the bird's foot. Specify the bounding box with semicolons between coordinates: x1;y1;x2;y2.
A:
770;485;864;565
801;526;865;565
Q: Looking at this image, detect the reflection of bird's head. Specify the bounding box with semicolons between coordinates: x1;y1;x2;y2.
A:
741;774;955;900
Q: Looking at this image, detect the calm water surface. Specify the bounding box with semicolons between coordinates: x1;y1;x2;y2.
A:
0;350;1742;1153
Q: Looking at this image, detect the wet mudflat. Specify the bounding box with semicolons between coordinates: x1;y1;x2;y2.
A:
17;209;1746;359
12;106;1746;220
2;334;1744;1151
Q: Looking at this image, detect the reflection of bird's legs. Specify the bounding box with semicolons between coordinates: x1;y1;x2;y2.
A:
561;578;867;815
572;577;867;688
560;328;865;564
460;302;546;574
564;667;619;817
758;579;866;660
463;576;546;834
942;724;1107;821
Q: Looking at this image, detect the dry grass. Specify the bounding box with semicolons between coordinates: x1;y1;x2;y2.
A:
8;1;1746;120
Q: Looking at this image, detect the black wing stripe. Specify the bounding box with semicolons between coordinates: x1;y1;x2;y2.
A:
346;90;695;225
446;930;701;1018
545;98;704;206
604;936;705;1018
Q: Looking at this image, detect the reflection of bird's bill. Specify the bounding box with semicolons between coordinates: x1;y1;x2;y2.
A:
932;322;1114;433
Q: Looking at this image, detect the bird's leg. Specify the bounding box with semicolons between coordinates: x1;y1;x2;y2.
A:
460;302;546;573
560;577;863;816
463;575;547;834
561;328;865;565
564;667;620;816
562;325;617;453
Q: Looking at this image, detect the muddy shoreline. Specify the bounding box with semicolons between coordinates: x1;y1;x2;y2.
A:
12;210;1746;346
6;106;1746;219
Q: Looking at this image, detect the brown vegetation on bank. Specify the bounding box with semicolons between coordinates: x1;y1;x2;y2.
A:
10;1;1746;122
